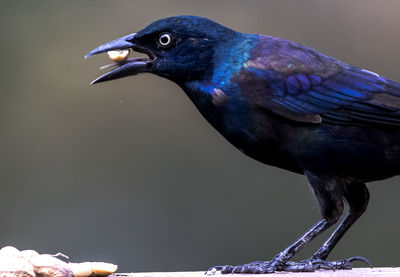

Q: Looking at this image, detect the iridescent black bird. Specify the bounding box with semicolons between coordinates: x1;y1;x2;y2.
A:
86;16;400;274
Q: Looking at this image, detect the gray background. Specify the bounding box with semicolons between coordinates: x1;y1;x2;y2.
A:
1;0;400;272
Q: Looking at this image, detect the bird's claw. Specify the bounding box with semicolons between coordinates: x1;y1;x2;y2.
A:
326;256;372;270
205;256;372;274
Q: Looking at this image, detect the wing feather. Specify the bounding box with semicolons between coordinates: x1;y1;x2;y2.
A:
237;36;400;126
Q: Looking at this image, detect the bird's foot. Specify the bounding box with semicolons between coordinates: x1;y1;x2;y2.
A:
205;256;371;275
205;258;297;275
283;256;371;272
205;261;276;275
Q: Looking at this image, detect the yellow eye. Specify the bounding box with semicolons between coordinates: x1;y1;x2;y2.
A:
159;33;172;46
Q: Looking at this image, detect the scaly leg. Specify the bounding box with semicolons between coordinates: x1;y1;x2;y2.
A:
310;182;371;267
206;219;336;274
206;178;371;274
283;182;372;272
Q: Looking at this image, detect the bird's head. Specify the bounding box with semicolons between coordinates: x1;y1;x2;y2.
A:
86;16;237;84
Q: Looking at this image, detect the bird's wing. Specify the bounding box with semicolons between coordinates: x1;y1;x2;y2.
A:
236;37;400;126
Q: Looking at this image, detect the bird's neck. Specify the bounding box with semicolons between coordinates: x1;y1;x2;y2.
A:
211;33;258;86
180;33;259;104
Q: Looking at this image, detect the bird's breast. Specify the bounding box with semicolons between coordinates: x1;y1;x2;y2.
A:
182;81;301;172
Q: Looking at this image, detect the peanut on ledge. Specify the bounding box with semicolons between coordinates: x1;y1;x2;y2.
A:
0;246;118;277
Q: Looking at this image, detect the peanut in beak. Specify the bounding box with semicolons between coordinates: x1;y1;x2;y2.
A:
107;50;130;62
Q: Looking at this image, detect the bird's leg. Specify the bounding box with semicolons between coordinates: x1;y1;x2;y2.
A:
206;173;347;275
207;174;343;274
206;218;336;274
311;214;365;261
206;179;370;275
280;183;371;272
263;219;333;270
282;213;371;272
281;182;371;273
305;182;371;269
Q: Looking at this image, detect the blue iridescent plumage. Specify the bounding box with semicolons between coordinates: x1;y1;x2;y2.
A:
237;35;400;126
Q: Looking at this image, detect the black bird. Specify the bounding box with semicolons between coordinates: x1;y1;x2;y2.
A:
86;16;400;274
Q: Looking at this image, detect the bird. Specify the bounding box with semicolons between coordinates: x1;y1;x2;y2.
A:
86;15;400;274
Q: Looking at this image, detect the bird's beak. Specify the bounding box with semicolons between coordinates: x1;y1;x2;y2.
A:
85;33;155;84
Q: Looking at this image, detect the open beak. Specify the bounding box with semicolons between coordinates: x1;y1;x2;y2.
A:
85;33;154;84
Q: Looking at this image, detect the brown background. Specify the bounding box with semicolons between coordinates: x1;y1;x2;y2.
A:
1;0;400;272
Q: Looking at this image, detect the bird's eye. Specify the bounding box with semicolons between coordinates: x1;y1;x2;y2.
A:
158;33;172;46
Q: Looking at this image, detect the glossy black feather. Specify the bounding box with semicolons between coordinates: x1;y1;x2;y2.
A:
242;36;400;126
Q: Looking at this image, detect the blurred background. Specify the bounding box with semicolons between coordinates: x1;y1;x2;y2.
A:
1;0;400;272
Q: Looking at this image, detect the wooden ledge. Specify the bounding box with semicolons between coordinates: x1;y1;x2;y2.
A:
113;268;400;277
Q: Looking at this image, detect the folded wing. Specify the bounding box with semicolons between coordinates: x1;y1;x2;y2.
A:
238;37;400;126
